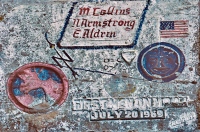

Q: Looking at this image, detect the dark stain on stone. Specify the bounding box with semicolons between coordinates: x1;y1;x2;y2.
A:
0;44;2;51
25;111;58;129
0;15;5;21
60;128;66;131
197;88;200;129
189;67;193;71
175;80;197;84
191;81;197;84
9;27;14;32
28;123;38;132
21;51;30;56
158;120;164;130
196;64;200;76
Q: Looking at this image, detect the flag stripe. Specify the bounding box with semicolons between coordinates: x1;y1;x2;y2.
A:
174;22;188;24
161;33;189;35
161;35;188;38
161;32;189;34
160;30;188;32
161;34;189;36
161;30;188;32
174;26;188;27
160;29;188;32
161;33;189;36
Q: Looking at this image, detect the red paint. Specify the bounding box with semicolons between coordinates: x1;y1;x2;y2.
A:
19;69;64;100
79;6;130;16
72;6;135;39
7;62;69;113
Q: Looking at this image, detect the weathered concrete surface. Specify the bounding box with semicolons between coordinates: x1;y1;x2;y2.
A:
0;0;199;131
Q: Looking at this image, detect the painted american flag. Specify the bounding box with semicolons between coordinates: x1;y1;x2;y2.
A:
160;20;189;38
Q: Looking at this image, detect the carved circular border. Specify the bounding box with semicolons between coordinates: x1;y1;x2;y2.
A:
137;42;185;82
7;62;69;113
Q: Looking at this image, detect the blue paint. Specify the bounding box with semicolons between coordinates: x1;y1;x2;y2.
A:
34;67;62;83
137;42;185;82
57;2;78;44
133;0;150;46
12;77;23;87
13;88;23;96
13;68;62;98
28;88;45;99
51;72;62;83
12;78;24;96
55;0;150;49
37;69;51;81
35;67;41;73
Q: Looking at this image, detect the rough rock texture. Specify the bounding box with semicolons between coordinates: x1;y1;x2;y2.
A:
0;0;199;131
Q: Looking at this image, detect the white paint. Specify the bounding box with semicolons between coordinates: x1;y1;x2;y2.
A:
53;1;146;47
169;112;197;129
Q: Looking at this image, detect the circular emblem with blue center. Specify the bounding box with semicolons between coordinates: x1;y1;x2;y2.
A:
7;62;69;113
137;42;185;82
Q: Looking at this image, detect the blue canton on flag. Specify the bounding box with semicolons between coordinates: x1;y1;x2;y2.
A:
160;21;174;30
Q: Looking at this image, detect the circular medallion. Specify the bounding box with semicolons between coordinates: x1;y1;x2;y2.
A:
137;42;185;82
7;62;69;113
